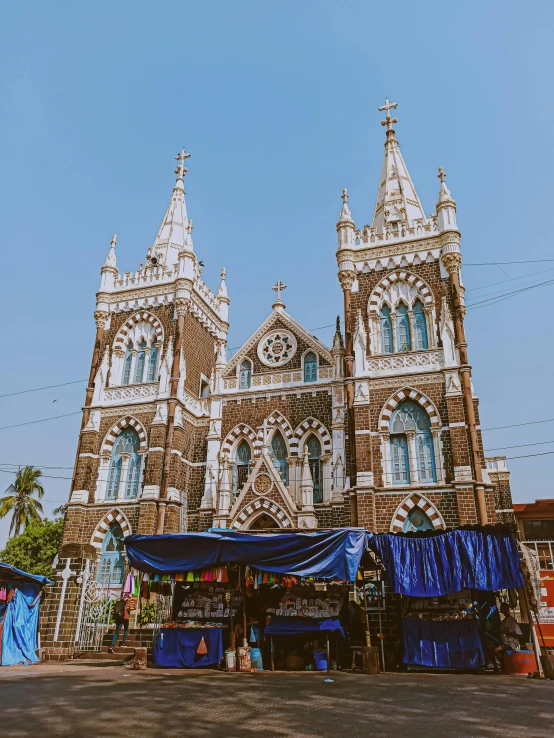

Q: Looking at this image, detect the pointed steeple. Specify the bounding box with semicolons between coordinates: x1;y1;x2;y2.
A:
103;234;117;270
436;166;458;232
99;234;118;291
372;100;427;234
148;148;193;268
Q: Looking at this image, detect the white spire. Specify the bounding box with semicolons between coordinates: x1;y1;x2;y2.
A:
103;234;117;270
372;100;427;234
148;148;193;268
338;188;353;223
436;166;458;232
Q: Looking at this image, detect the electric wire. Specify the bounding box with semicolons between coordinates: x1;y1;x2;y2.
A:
0;412;81;431
0;379;87;399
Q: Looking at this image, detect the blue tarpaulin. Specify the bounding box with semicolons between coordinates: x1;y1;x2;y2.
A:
0;562;53;667
402;618;485;669
368;528;524;597
153;627;223;668
125;528;368;581
265;616;344;636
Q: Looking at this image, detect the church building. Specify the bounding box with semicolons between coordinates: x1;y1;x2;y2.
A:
42;102;515;658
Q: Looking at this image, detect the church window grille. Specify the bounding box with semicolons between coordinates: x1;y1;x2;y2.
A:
389;401;436;484
97;522;125;585
306;434;322;503
413;299;428;350
147;345;158;382
239;360;252;390
380;305;393;354
233;440;251;493
270;430;289;486
304;353;318;383
122;343;133;385
105;428;142;500
396;303;411;352
134;339;147;384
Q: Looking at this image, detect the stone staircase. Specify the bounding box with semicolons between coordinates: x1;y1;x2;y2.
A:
73;627;156;662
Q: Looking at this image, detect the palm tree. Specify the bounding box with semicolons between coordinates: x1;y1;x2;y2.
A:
0;466;45;537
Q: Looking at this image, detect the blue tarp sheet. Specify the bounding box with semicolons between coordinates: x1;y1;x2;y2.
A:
153;627;223;668
402;618;485;669
265;616;344;636
0;562;52;667
125;528;368;581
368;528;524;597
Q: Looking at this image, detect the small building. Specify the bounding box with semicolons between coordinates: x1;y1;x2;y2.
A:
513;498;554;570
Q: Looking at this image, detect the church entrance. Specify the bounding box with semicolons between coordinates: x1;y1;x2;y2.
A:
248;513;280;530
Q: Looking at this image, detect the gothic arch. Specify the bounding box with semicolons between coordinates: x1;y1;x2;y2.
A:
368;270;434;314
291;417;332;456
389;492;445;533
258;411;294;451
101;416;148;455
232;498;293;530
379;388;441;431
113;311;164;352
221;423;257;456
90;508;132;549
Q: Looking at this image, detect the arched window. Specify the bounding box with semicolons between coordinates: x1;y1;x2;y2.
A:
97;522;125;585
239;360;252;390
122;342;133;386
134;339;147;384
147;344;158;382
270;430;289;486
389;401;436;484
396;303;411;352
233;440;251;493
402;507;434;533
413;300;428;350
105;428;142;500
380;305;393;354
306;434;322;503
304;352;318;383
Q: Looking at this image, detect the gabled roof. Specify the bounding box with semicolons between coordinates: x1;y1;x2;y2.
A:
224;308;333;376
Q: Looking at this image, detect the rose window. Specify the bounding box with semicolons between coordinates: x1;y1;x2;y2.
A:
258;330;297;367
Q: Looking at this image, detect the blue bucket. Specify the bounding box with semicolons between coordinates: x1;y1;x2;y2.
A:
314;651;328;671
251;647;264;671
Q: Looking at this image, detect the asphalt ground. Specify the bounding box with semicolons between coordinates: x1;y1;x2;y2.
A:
1;662;553;738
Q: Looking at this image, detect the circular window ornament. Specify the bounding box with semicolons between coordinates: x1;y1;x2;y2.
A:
253;473;273;496
257;330;297;367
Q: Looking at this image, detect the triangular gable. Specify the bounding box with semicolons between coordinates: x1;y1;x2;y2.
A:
224;309;333;377
228;450;298;525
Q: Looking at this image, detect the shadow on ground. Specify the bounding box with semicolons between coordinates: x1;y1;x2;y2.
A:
1;666;553;738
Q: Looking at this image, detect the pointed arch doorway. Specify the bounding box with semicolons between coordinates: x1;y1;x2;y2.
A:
248;512;280;530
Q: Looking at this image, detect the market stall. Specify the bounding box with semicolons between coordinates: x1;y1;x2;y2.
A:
124;528;370;671
0;562;53;666
368;526;525;671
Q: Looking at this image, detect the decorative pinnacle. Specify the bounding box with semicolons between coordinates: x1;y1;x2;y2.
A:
272;280;287;309
341;188;349;205
111;234;117;248
221;266;226;280
174;147;191;179
379;99;398;131
438;166;446;183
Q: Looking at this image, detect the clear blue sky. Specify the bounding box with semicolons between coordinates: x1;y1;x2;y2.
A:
0;1;553;544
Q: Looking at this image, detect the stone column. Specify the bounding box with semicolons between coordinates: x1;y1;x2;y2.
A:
431;430;443;483
390;312;397;352
424;307;435;348
405;430;418;484
288;456;300;503
381;432;391;488
407;310;415;349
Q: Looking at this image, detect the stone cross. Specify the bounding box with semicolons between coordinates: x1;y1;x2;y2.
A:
272;280;287;303
111;234;117;248
174;147;191;177
438;166;446;183
379;99;398;130
341;188;349;205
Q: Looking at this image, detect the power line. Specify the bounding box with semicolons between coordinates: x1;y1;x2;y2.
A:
0;379;87;399
503;450;554;460
465;267;554;294
0;412;81;431
465;259;554;265
0;468;73;480
486;439;554;452
466;277;554;309
481;417;554;432
0;462;74;469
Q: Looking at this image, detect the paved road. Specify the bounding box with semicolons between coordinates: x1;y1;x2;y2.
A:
1;663;553;738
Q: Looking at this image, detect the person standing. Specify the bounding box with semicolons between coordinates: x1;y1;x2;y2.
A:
108;593;133;653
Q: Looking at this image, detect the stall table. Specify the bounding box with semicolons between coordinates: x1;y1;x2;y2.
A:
153;626;223;668
402;618;485;670
264;616;344;672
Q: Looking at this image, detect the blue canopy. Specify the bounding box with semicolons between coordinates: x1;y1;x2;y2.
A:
0;562;52;666
125;528;368;581
368;528;524;597
0;562;53;589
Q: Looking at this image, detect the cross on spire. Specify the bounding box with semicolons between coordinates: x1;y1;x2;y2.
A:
341;188;349;205
438;166;446;183
174;147;191;179
272;280;287;303
379;98;398;130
